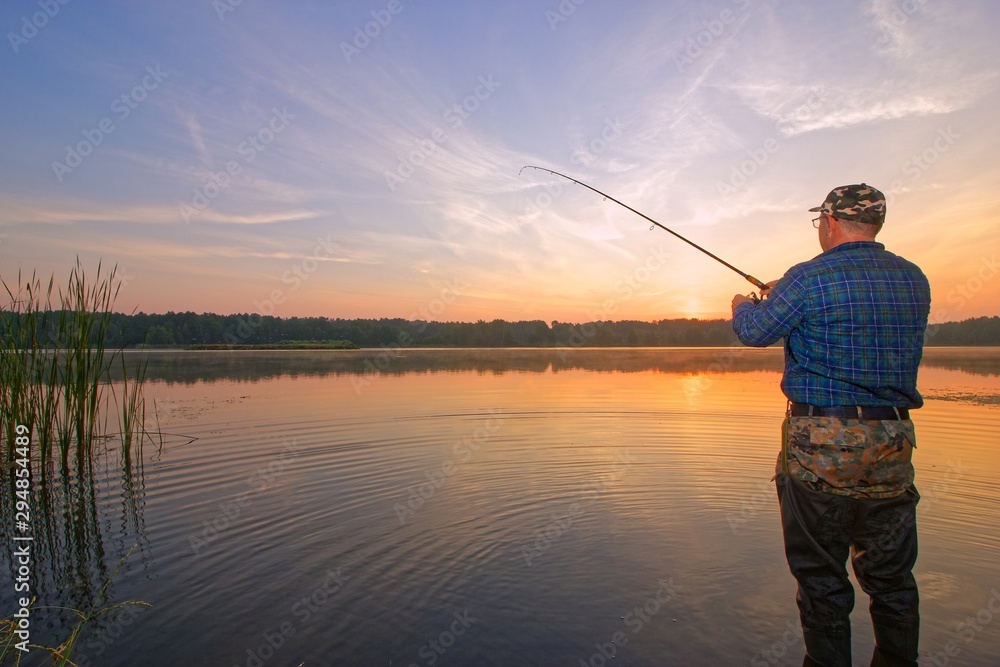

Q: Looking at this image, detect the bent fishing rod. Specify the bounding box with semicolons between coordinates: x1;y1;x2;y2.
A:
520;165;768;294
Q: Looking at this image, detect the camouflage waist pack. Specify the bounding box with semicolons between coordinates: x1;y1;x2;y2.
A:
777;415;916;499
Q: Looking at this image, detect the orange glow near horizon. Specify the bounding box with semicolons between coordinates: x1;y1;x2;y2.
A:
85;189;996;324
3;4;998;325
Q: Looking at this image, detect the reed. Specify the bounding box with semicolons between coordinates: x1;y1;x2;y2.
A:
0;259;151;471
1;261;155;665
49;545;150;667
0;545;150;666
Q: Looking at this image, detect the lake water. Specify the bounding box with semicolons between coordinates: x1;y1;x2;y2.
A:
3;348;999;666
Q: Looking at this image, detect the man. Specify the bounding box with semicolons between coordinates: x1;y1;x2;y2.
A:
731;184;931;667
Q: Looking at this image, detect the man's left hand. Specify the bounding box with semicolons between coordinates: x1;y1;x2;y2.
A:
732;293;755;314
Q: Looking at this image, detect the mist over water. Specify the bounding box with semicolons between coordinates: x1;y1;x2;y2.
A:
4;348;999;666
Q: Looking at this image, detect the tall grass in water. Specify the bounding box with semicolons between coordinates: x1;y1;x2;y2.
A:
1;260;151;466
1;261;152;664
0;545;150;666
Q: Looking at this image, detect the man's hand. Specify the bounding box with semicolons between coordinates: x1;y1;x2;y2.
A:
734;278;781;314
732;293;754;314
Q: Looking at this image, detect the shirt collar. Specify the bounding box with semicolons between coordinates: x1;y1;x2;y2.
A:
820;240;885;257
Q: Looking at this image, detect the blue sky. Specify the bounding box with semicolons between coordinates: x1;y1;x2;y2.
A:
2;0;999;322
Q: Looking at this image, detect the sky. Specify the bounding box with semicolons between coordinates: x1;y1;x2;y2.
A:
1;0;999;323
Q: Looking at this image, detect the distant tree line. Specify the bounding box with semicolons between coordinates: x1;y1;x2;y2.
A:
3;312;998;348
924;316;1000;346
107;313;743;348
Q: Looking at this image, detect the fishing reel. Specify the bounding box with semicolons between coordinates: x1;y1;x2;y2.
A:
747;279;772;305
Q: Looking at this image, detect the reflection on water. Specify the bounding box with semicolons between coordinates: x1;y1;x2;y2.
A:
0;437;151;664
118;346;790;384
115;346;1000;384
4;348;999;666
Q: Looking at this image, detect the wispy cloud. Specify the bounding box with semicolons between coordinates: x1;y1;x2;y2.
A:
181;110;211;166
2;1;998;320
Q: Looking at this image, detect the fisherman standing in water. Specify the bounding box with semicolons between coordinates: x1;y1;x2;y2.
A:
731;184;930;667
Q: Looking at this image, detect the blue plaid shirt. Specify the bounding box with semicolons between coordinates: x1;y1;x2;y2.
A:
732;241;931;408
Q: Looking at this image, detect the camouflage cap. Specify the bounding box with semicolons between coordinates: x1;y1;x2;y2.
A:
809;183;886;225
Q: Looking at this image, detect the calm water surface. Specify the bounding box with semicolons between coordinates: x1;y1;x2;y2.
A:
3;348;999;666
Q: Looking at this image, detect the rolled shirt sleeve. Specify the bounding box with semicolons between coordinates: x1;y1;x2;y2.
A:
732;272;805;347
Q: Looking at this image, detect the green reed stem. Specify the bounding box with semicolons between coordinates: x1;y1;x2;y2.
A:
1;258;151;471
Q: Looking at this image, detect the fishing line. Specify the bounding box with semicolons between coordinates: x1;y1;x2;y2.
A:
519;165;768;293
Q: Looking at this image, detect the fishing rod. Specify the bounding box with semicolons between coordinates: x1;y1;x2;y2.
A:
520;165;769;294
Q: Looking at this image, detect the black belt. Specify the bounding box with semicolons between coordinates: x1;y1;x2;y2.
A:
789;403;909;420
